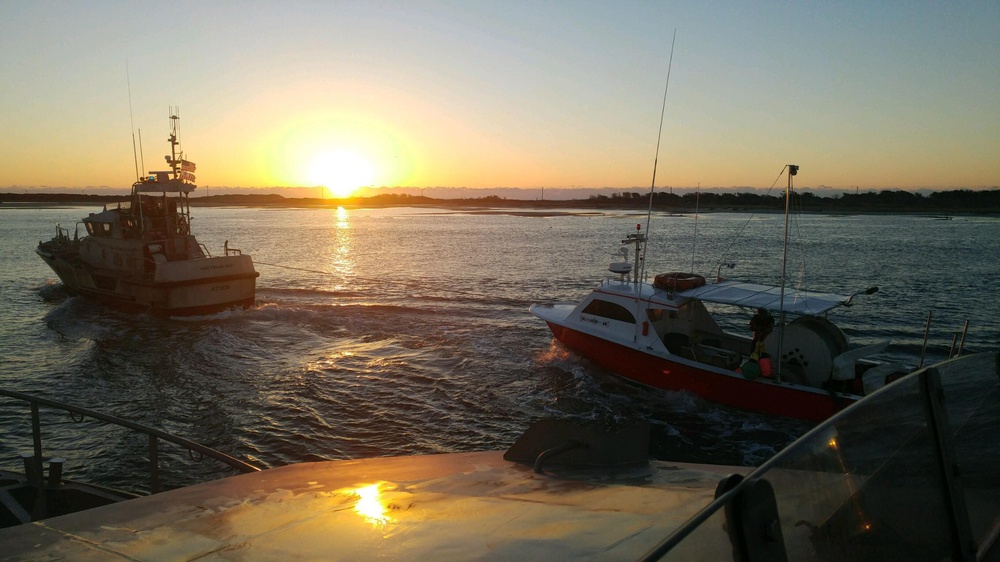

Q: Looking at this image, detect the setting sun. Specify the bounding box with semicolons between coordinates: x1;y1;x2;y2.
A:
307;150;375;198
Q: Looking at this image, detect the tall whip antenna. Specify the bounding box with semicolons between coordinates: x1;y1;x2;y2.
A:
640;28;677;283
127;60;140;182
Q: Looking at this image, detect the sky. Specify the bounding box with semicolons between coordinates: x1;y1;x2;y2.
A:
2;1;998;196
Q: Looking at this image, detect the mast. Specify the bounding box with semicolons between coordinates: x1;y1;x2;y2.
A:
165;108;197;218
776;164;798;382
624;224;646;343
167;107;181;179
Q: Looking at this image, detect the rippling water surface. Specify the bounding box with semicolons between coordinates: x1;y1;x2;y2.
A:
1;204;997;492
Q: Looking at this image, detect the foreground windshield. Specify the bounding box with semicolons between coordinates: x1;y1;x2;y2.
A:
646;352;1000;561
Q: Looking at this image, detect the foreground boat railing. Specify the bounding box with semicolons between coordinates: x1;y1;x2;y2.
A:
0;389;259;496
641;352;1000;562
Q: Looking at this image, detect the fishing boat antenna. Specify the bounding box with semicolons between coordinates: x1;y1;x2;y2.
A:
639;28;677;284
775;164;799;382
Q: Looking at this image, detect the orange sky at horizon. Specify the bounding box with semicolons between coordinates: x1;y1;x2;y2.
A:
2;3;998;194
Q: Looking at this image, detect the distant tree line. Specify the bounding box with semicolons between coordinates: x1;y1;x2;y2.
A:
583;188;1000;213
0;193;126;204
3;188;998;213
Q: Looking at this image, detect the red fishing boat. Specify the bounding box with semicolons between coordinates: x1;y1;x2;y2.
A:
531;167;903;422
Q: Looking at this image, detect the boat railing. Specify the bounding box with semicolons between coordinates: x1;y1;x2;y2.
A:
53;224;70;244
0;389;260;495
640;352;1000;561
224;240;242;256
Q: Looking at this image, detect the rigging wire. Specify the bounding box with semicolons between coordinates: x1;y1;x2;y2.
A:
639;28;677;283
790;183;810;291
714;165;788;275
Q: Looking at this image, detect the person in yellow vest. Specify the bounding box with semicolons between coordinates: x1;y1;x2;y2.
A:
748;308;774;360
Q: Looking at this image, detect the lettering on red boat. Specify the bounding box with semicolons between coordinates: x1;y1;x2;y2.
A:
580;315;609;327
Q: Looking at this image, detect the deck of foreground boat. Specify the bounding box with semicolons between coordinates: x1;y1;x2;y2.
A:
0;451;748;560
2;353;997;560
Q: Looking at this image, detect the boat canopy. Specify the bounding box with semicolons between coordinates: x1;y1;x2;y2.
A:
678;280;850;315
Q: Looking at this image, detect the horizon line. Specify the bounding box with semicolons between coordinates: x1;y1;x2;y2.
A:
4;185;998;193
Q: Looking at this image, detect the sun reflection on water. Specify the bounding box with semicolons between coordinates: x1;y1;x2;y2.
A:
335;206;349;229
327;206;354;284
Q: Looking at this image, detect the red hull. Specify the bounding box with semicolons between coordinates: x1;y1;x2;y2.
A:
546;322;856;423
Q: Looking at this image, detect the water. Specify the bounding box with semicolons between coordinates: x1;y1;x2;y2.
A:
1;204;997;493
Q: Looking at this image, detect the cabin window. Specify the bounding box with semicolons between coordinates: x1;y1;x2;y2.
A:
86;222;112;237
582;299;636;324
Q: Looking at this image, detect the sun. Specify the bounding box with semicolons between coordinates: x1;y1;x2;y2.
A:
307;150;375;198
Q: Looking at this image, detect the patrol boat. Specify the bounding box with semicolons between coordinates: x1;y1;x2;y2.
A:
36;112;259;316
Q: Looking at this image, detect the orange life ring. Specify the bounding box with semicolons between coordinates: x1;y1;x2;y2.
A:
653;272;706;292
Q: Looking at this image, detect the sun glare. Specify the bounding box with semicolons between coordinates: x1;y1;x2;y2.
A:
308;150;375;198
353;483;390;525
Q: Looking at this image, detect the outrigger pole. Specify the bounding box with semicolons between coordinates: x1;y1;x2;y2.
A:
640;28;677;285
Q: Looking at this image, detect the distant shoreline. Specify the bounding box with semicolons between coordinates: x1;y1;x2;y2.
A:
2;191;998;214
